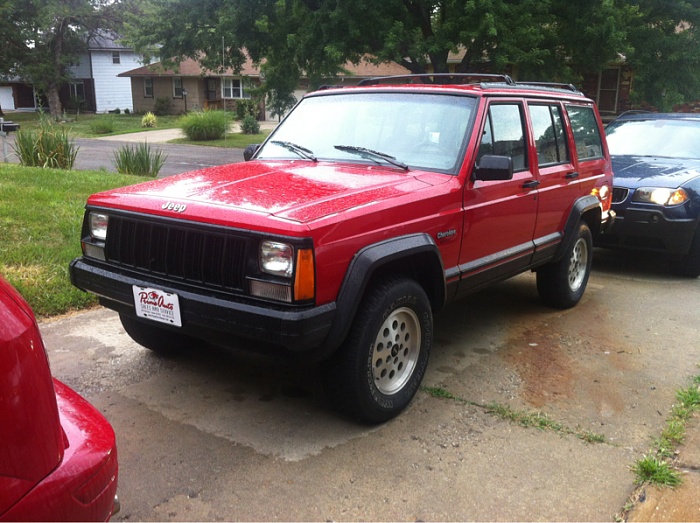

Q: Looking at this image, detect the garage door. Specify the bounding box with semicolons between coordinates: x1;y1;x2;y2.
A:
0;87;16;111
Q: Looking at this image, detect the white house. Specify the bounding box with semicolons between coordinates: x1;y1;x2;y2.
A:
64;30;142;113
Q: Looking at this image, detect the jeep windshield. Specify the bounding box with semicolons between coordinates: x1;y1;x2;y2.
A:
256;92;476;174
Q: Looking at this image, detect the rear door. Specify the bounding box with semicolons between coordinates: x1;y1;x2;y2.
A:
527;101;581;263
565;103;609;200
457;100;538;295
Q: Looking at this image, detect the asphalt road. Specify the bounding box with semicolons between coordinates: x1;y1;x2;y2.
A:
75;138;246;177
2;132;247;177
39;249;700;521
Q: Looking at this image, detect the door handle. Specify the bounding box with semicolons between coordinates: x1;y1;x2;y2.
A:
521;180;540;189
565;171;580;179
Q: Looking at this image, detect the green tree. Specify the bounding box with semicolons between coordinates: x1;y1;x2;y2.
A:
0;0;127;119
124;0;700;110
626;0;700;111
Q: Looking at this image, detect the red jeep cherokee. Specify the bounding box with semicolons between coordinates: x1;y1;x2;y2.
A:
70;74;613;423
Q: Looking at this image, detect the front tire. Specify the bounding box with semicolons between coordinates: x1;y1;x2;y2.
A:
321;277;432;424
537;222;593;309
671;227;700;278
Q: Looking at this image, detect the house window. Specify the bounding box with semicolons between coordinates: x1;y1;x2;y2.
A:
143;77;153;98
69;82;85;103
597;68;620;113
173;77;183;98
112;51;121;64
222;78;249;99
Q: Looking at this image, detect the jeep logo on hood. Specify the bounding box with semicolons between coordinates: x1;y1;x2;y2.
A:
162;201;187;213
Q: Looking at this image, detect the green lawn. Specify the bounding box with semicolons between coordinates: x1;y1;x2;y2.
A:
0;163;145;317
7;111;182;138
6;111;270;147
170;130;271;148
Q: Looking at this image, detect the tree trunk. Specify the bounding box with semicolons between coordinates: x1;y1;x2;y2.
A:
47;83;62;120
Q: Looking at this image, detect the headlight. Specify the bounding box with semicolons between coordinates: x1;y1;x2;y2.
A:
260;241;294;277
633;187;689;206
89;212;109;240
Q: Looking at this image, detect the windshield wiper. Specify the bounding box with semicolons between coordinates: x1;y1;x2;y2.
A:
271;140;317;162
334;145;409;171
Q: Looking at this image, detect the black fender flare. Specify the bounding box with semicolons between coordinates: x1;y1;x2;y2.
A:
555;195;602;261
320;233;445;357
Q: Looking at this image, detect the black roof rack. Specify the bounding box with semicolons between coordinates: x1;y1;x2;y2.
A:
357;73;515;87
356;74;584;95
511;81;580;93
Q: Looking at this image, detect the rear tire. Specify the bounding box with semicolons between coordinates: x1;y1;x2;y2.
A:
321;277;432;424
537;222;593;309
119;313;194;353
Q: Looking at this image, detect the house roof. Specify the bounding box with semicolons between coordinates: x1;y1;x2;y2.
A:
87;30;132;51
119;55;410;79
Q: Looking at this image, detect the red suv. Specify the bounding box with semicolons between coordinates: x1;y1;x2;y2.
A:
70;74;613;423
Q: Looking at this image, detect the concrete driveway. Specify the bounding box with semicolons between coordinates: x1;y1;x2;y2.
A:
39;249;700;521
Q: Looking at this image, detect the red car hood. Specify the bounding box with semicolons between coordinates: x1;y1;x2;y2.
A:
89;161;437;228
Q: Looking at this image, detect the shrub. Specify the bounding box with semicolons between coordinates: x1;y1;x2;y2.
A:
89;115;116;135
141;112;157;128
12;122;78;169
235;98;259;120
154;97;172;116
113;142;167;177
124;108;131;115
240;114;261;135
179;110;231;141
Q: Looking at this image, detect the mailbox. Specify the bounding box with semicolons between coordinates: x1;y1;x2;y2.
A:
0;120;20;133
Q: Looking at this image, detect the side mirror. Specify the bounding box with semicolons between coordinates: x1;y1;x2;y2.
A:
472;155;513;181
243;144;260;162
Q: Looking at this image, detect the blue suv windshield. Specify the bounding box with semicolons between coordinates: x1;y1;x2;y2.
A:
607;118;700;159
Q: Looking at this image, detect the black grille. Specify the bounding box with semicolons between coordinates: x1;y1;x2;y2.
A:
104;215;249;292
612;187;629;204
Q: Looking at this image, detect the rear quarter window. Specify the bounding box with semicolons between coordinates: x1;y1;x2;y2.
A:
566;105;604;161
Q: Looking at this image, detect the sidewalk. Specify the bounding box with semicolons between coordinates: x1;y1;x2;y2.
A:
94;120;278;143
627;415;700;521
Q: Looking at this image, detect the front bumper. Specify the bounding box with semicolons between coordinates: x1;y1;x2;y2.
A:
596;206;697;255
70;257;337;353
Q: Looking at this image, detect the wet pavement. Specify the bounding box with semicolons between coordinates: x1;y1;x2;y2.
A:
37;247;700;521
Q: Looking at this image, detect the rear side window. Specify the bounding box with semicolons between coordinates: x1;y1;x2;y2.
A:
566;105;603;160
529;104;569;166
477;103;528;171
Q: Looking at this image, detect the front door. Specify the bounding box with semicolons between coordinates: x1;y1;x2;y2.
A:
457;101;539;295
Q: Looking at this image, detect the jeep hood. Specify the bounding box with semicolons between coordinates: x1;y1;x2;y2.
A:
90;161;438;225
612;155;700;188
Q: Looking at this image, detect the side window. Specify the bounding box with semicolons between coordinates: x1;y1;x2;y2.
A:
566;105;603;160
477;104;527;171
530;104;569;166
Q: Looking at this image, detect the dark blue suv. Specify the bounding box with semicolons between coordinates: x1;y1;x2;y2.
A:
597;112;700;277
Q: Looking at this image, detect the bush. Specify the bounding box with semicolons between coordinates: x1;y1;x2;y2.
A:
12;122;78;169
113;142;167;177
124;108;130;115
89;115;116;135
154;97;172;116
240;114;261;135
141;112;157;128
179;110;231;141
235;98;259;120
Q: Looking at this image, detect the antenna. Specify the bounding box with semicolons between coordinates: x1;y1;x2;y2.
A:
222;36;226;141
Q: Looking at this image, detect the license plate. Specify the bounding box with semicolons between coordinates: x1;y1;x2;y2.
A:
132;286;182;327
